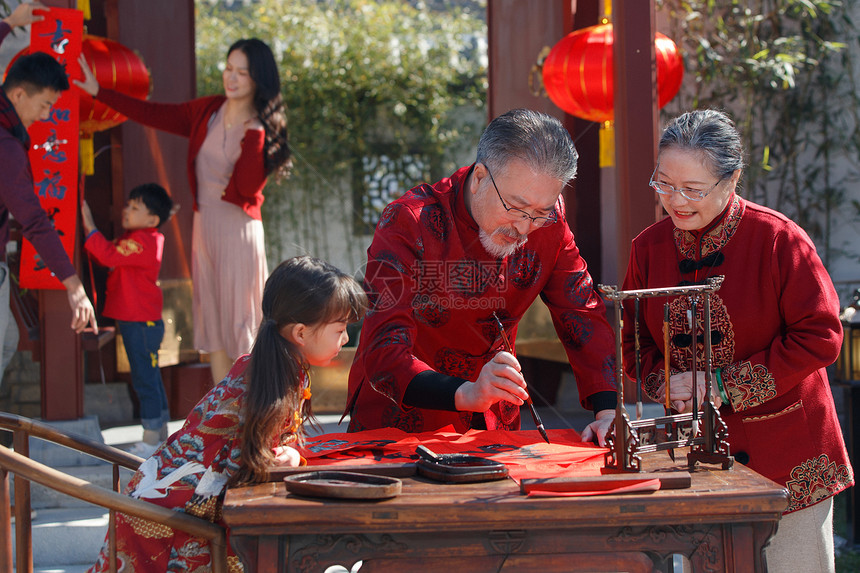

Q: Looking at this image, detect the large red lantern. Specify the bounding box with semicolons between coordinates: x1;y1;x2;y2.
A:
78;35;150;174
542;23;684;123
78;35;150;137
9;35;150;173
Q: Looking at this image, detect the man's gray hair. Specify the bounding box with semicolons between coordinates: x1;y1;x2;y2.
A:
476;108;578;183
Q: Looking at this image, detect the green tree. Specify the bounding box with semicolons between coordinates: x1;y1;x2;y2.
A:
196;0;487;266
660;0;860;275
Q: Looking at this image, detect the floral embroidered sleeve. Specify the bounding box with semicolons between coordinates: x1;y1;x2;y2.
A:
129;360;248;508
719;226;842;412
90;358;256;570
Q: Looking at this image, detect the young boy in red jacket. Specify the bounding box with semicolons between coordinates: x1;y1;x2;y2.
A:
82;184;174;457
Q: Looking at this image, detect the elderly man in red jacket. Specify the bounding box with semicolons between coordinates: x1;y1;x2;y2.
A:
346;108;617;444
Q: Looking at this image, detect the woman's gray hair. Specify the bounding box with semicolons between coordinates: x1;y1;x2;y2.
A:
659;109;745;179
476;108;578;183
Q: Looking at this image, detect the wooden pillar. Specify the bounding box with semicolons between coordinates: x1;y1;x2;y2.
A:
40;292;83;419
612;0;659;281
38;0;82;420
38;0;195;418
569;1;602;282
487;0;604;281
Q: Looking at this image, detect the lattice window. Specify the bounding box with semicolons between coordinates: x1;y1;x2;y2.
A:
354;153;428;235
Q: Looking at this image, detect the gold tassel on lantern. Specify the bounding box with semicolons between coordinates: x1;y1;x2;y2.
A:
80;136;94;176
76;0;91;20
599;121;615;168
598;0;613;168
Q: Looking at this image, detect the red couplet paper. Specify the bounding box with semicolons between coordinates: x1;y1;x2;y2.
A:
299;427;609;482
19;8;83;290
523;478;662;497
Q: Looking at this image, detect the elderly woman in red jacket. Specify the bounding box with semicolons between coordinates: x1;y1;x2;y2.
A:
76;38;291;385
623;109;852;572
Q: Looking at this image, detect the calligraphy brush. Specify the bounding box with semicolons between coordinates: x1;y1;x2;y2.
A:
663;303;675;462
634;298;643;420
492;312;550;444
690;300;699;437
663;304;672;410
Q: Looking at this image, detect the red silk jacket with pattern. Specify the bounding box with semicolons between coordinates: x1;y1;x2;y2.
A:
623;194;853;513
347;165;617;434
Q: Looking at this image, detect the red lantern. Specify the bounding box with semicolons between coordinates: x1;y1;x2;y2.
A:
542;23;683;123
78;35;150;136
9;35;150;173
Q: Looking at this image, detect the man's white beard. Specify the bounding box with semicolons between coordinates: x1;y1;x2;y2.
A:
479;227;528;258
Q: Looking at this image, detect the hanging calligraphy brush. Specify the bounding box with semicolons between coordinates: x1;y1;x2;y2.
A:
664;303;675;461
690;299;699;437
663;304;671;410
634;298;643;420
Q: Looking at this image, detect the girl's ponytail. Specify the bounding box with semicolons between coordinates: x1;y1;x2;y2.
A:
229;256;367;485
230;317;300;485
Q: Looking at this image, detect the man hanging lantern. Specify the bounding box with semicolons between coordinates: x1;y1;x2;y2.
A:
10;35;150;174
539;23;683;166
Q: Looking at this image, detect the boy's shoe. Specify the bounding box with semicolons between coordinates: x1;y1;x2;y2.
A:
127;441;159;459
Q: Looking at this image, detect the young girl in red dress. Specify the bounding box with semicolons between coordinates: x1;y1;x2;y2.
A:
88;255;367;572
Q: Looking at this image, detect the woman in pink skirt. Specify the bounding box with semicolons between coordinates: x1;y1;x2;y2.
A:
77;38;291;385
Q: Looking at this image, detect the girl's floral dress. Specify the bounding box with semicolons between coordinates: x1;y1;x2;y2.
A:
88;355;309;572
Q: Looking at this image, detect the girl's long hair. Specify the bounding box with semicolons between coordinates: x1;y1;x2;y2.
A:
227;38;292;179
230;256;367;485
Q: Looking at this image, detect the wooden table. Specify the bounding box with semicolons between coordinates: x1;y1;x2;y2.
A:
223;455;787;573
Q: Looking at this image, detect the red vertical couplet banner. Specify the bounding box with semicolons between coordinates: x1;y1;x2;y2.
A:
19;8;83;290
